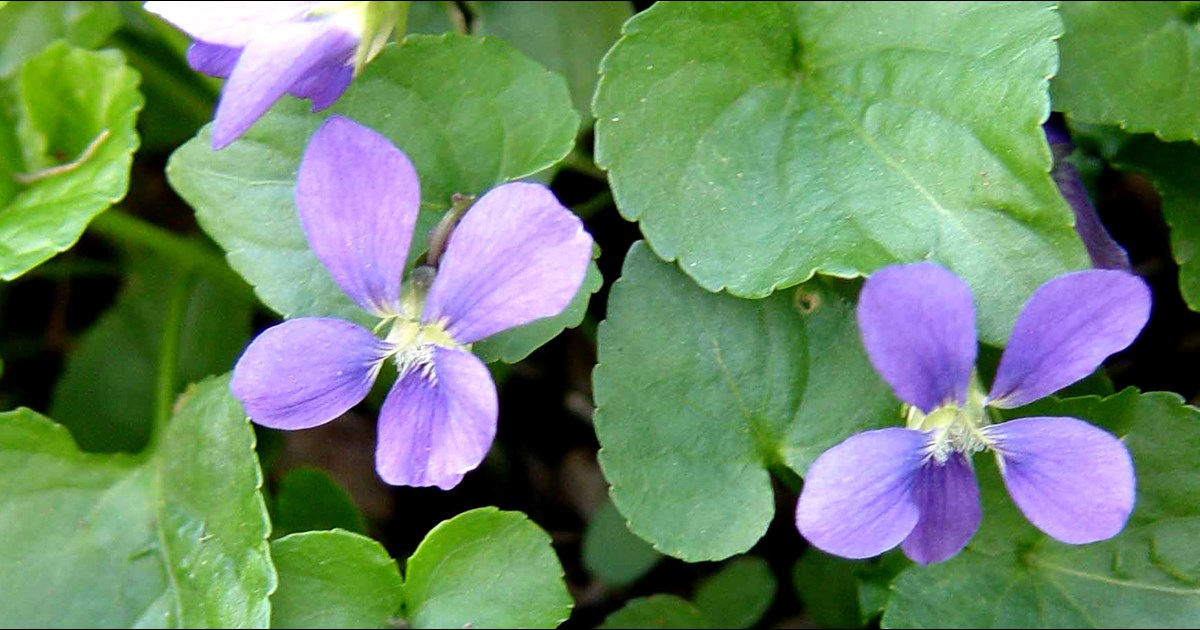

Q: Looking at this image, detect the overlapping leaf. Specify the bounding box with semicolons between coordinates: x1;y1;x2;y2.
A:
0;376;274;628
594;243;898;561
594;1;1087;344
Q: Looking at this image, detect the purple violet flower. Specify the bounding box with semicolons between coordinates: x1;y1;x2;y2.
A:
145;2;375;150
230;116;594;489
795;262;1151;564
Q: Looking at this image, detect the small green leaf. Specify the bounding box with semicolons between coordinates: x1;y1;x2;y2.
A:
167;34;583;359
1106;135;1200;312
884;390;1200;627
0;43;142;280
598;595;709;630
594;1;1087;344
1053;2;1200;141
51;254;253;452
694;556;777;629
594;243;897;561
0;375;275;627
0;1;121;77
474;1;632;126
271;531;404;629
403;507;573;628
273;467;368;536
582;496;663;587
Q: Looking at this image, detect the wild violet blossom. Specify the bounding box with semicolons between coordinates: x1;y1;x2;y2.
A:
145;1;397;150
795;262;1150;564
230;116;593;489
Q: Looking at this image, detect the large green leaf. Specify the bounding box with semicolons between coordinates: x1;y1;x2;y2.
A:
272;467;368;537
594;1;1086;344
51;254;253;453
598;595;709;630
270;531;404;629
1105;136;1200;312
167;34;586;359
884;390;1200;627
0;42;142;280
473;1;632;127
403;507;573;628
693;556;777;629
594;243;898;561
0;1;121;78
1053;2;1200;142
0;375;275;627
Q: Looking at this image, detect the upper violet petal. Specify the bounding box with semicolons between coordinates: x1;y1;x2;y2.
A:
988;270;1150;408
986;416;1135;544
857;263;978;413
900;453;981;565
423;183;593;344
186;41;242;78
375;346;498;489
1044;121;1131;271
296;116;420;316
211;20;357;149
796;428;928;560
288;59;353;111
145;1;321;48
231;317;389;430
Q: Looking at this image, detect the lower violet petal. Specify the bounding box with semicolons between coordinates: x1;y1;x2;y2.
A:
187;41;242;78
231;317;390;430
375;346;498;489
796;428;929;560
987;416;1135;544
900;453;981;565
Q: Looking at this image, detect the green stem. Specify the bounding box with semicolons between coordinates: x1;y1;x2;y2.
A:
571;189;613;220
153;269;194;439
561;149;608;182
89;209;255;302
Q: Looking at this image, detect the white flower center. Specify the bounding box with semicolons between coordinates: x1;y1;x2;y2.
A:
905;378;994;464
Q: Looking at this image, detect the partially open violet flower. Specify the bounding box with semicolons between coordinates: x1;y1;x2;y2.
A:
230;116;593;489
145;2;397;150
795;262;1150;564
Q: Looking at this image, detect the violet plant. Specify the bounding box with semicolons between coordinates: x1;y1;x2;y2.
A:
2;2;1199;628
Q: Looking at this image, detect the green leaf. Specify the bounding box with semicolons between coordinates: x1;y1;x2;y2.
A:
270;531;404;629
407;1;461;34
594;1;1087;344
582;496;663;587
594;243;898;561
1052;2;1200;142
0;1;121;77
0;375;275;627
598;595;709;630
403;507;573;628
793;550;867;629
0;42;142;280
1104;135;1200;312
883;390;1200;627
474;1;632;127
273;467;368;536
694;556;777;629
166;34;584;358
51;254;253;452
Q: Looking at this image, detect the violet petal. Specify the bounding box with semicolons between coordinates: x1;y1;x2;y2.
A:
857;263;978;413
296;116;420;317
144;1;320;48
900;453;981;565
423;183;593;344
186;41;242;78
795;428;928;560
1044;121;1131;271
375;346;498;489
987;416;1135;544
231;317;390;430
988;270;1151;408
288;60;354;111
211;20;356;149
